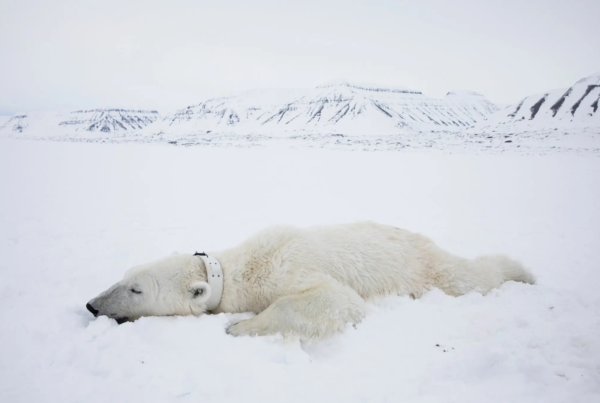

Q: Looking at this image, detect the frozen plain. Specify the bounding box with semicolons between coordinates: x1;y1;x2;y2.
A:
0;138;599;403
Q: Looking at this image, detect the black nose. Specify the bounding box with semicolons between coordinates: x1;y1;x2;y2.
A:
86;303;99;317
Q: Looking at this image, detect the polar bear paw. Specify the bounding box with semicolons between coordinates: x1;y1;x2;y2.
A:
226;319;264;337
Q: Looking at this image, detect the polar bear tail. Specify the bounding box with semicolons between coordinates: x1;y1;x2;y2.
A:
434;252;536;296
473;254;536;285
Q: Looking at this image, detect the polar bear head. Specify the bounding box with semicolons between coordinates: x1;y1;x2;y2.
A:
86;253;212;323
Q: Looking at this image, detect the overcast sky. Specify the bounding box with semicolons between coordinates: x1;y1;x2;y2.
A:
0;0;598;115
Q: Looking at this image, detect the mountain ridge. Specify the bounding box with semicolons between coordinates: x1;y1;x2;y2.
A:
4;72;599;140
149;82;499;138
0;109;160;136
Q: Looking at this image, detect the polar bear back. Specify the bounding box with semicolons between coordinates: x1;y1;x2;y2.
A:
215;221;532;314
289;222;434;298
222;222;463;303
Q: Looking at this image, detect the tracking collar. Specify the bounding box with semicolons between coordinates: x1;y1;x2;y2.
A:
193;252;223;312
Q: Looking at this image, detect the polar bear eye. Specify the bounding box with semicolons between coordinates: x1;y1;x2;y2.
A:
131;288;142;294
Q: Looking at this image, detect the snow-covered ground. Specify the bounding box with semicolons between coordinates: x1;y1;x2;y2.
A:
3;128;599;156
1;138;599;403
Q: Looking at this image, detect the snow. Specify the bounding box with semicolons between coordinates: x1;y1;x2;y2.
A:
1;138;599;403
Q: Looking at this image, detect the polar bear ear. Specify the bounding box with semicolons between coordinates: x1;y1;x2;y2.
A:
188;281;211;303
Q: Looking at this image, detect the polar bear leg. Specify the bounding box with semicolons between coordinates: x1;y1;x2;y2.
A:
226;279;366;340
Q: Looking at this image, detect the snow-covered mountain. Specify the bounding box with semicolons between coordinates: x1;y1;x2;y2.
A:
0;109;160;137
473;71;600;132
258;83;498;134
4;74;599;143
163;89;304;132
1;114;29;133
60;109;160;132
0;83;499;140
153;82;499;137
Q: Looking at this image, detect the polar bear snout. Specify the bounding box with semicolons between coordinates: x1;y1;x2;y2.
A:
86;302;99;317
85;282;138;324
86;297;131;324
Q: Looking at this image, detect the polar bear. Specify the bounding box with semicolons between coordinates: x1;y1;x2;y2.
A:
86;222;534;339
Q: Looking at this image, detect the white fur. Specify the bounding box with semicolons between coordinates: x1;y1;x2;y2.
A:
87;222;535;339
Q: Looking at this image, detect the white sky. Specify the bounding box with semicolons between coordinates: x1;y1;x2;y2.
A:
1;0;598;115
